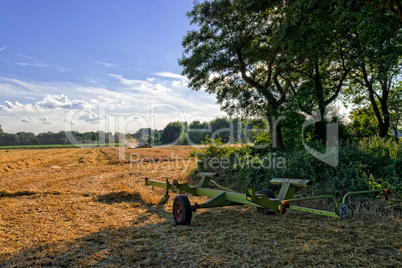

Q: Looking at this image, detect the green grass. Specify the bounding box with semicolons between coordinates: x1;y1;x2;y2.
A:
0;143;123;150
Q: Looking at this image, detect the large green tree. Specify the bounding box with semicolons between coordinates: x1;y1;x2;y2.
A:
179;0;289;149
160;121;186;145
339;1;402;137
279;0;351;144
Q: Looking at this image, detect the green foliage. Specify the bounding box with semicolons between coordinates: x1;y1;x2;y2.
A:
187;121;209;145
358;136;402;159
0;130;129;146
160;121;186;145
132;128;162;145
389;82;402;140
194;136;402;198
179;0;289;149
0;143;122;149
347;106;379;139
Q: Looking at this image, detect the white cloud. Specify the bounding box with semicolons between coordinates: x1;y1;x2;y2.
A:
53;65;71;72
109;73;172;93
0;94;98;112
0;74;223;133
39;116;53;124
4;101;13;109
21;116;36;123
0;46;7;52
37;94;73;109
171;80;188;88
154;72;188;80
15;54;70;72
91;60;118;68
78;110;102;123
16;54;47;67
0;100;39;112
21;115;53;125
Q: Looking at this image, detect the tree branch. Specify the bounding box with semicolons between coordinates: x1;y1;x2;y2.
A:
388;66;402;90
263;47;278;88
325;68;350;105
393;0;402;19
236;48;276;104
362;62;383;104
273;76;286;108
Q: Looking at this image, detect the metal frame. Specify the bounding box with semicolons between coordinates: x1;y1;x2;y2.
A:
145;172;390;223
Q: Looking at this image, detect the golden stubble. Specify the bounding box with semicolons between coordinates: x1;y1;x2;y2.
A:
0;146;400;267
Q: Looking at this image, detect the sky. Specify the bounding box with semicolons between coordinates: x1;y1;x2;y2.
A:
0;0;225;134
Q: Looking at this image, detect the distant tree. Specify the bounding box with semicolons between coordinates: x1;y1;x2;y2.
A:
1;133;18;146
91;131;98;142
187;121;209;145
114;132;125;144
148;130;161;145
210;118;233;143
0;125;4;145
59;138;69;144
37;132;58;144
161;122;186;144
133;128;150;141
16;132;36;145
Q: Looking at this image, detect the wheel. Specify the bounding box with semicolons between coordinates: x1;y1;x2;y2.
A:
173;195;192;225
339;205;354;220
256;189;276;215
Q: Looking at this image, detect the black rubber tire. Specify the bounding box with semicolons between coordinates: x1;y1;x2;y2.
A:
256;189;276;215
173;195;192;225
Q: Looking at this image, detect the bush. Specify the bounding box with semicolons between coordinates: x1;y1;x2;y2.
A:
193;136;401;199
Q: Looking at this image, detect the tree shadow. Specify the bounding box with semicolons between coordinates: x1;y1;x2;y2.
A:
1;198;400;267
0;201;267;267
0;200;174;267
0;190;63;198
95;191;143;205
0;190;37;198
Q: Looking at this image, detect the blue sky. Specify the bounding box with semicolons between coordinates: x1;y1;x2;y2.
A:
0;0;224;134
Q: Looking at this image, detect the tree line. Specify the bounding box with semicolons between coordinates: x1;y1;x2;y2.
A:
0;107;400;147
0;118;256;146
0;125;126;146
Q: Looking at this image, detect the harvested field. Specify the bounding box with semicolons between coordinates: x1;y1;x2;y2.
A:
0;147;400;267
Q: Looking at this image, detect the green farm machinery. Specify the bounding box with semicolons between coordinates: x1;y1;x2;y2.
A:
145;172;391;225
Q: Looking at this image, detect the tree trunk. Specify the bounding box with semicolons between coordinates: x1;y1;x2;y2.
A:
380;87;391;138
273;123;285;150
313;63;327;145
362;65;390;138
393;128;400;143
269;115;285;150
314;104;327;145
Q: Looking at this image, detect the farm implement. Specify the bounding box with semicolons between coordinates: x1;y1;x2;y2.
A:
145;172;391;225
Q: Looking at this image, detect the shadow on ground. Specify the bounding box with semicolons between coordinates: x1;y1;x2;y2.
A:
95;191;143;205
1;193;401;267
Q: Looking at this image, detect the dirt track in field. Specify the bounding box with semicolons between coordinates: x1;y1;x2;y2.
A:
0;147;400;267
